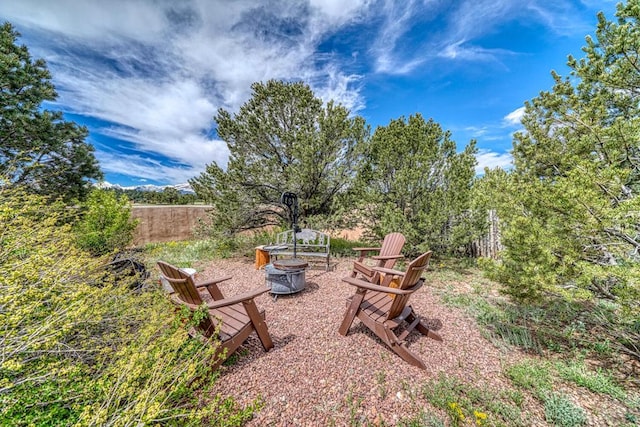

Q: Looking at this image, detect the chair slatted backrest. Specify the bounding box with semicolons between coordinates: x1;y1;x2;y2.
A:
157;261;203;306
157;261;219;337
379;232;406;267
386;251;432;320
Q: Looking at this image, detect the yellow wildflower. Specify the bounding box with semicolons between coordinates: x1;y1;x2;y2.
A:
474;410;488;425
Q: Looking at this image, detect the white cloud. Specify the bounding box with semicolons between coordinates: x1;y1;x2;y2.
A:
0;0;604;184
503;107;526;126
446;0;592;45
371;0;426;74
57;77;214;137
465;126;489;138
370;0;601;74
97;151;205;184
309;0;372;24
438;39;514;63
0;0;371;184
51;71;225;174
309;66;365;112
475;149;513;174
0;0;167;42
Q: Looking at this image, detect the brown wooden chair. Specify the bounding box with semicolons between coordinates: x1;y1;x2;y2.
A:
157;261;273;368
350;232;406;284
339;251;442;369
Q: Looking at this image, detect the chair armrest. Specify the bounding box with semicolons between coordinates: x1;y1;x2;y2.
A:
371;266;406;277
352;247;381;253
371;254;404;261
342;276;417;295
195;275;233;288
353;247;381;262
206;287;270;310
196;276;232;300
195;276;232;288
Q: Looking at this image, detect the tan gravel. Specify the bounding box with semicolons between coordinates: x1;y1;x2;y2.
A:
194;256;522;425
192;256;629;426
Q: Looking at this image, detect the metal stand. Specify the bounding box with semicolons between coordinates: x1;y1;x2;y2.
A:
266;192;308;301
281;191;301;256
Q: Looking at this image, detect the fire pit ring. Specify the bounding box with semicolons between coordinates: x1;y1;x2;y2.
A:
272;258;309;271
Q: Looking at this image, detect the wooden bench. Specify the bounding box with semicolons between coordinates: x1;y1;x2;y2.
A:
268;228;331;271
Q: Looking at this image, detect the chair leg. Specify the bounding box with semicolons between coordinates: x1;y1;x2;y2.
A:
211;343;230;370
382;323;427;369
390;342;427;370
243;300;274;351
338;291;364;336
408;311;443;342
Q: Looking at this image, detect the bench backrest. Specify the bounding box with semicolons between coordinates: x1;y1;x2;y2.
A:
276;228;329;249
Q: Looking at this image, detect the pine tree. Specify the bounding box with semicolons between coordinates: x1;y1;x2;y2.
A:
355;113;479;256
190;80;368;233
482;2;640;317
0;22;102;201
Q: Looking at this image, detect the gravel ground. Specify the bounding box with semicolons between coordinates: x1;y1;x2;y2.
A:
192;256;632;426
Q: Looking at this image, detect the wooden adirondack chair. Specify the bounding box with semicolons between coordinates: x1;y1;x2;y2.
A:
350;232;406;284
157;261;273;368
339;251;442;369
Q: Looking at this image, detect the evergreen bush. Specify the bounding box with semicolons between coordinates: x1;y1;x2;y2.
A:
75;188;138;255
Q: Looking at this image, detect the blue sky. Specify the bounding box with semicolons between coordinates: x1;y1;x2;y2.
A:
0;0;619;186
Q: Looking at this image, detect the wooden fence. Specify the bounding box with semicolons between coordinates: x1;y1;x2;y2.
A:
131;205;503;258
468;210;502;258
131;205;212;245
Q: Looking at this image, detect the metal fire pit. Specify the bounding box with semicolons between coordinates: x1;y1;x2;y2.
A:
265;258;308;300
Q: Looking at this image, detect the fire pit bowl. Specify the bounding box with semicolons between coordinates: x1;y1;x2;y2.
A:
265;260;308;299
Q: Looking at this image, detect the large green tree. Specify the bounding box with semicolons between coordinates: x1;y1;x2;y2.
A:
0;22;102;202
190;80;368;233
355;113;480;256
482;2;640;318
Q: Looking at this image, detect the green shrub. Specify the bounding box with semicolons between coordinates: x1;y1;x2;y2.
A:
0;185;256;426
145;232;268;269
145;239;229;268
543;393;587;427
329;236;368;257
505;360;552;398
556;361;626;400
398;411;445;427
75;188;138;255
492;322;542;353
